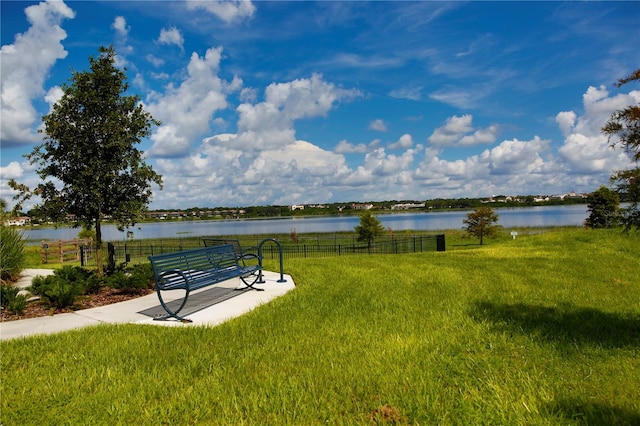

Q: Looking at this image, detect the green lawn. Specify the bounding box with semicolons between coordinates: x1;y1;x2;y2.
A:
2;228;639;425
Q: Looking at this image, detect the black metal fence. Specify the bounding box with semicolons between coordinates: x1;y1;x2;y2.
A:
259;234;445;259
78;234;445;268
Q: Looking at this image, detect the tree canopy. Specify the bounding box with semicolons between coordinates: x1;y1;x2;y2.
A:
602;67;640;232
463;207;500;245
584;185;620;229
10;46;162;271
355;210;385;249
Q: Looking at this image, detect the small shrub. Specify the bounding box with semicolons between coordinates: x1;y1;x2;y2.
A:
6;293;29;315
1;284;20;307
1;284;29;314
29;275;50;296
128;264;154;289
104;264;153;291
105;271;130;289
42;276;83;309
29;266;93;309
0;225;26;283
54;265;92;284
83;273;103;294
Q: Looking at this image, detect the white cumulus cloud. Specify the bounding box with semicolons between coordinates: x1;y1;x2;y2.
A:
112;16;129;37
185;0;256;23
369;119;387;132
158;26;184;50
225;73;361;153
146;47;239;157
481;136;548;176
335;139;380;154
0;161;24;180
0;0;75;146
388;134;413;150
557;85;638;174
428;114;496;147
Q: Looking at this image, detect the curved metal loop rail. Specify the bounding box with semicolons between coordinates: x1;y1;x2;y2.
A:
257;238;287;283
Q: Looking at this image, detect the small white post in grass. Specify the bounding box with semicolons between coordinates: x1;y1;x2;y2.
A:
510;231;518;240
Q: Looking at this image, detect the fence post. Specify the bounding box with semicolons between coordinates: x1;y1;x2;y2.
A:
436;234;446;252
107;243;116;271
41;240;48;264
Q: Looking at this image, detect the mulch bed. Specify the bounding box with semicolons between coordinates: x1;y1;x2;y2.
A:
1;287;155;322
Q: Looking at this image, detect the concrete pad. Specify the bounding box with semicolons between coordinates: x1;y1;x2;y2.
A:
1;270;295;340
14;268;55;287
137;274;295;328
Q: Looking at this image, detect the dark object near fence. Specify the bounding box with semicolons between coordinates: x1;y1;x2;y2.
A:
148;244;262;322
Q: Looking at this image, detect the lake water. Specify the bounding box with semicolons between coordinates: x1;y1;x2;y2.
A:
21;204;589;243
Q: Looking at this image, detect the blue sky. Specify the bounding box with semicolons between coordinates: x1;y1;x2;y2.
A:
1;1;639;210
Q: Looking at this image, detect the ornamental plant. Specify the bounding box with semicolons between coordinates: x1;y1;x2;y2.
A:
1;284;29;315
0;225;26;283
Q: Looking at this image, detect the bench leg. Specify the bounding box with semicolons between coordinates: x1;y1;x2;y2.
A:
154;288;193;323
239;272;265;291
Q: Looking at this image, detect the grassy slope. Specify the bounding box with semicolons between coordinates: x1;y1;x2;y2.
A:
2;228;639;425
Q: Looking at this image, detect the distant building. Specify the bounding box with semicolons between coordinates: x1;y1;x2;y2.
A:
4;216;31;226
351;203;374;210
290;204;305;211
391;202;425;210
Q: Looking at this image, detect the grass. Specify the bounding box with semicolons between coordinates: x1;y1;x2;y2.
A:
2;228;639;424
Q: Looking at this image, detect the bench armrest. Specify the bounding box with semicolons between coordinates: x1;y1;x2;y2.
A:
156;268;189;291
239;253;260;261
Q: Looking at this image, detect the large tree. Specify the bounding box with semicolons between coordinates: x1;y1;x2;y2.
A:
584;185;620;229
463;207;499;245
602;68;640;232
10;46;162;272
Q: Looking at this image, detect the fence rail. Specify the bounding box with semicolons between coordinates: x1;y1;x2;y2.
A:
40;238;93;264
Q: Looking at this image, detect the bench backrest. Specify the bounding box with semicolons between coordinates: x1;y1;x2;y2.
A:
202;238;244;257
149;244;239;284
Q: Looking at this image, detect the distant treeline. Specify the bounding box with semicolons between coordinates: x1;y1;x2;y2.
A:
143;194;590;221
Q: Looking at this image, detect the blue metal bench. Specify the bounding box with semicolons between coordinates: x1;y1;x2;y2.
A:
148;244;263;322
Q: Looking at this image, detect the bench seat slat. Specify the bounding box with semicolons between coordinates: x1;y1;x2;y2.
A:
159;265;260;291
